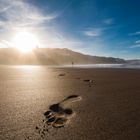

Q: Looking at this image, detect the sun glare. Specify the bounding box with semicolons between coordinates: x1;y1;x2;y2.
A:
12;31;39;53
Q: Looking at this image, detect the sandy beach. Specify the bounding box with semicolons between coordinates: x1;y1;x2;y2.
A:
0;66;140;140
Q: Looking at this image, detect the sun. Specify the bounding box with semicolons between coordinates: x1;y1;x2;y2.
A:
12;31;39;53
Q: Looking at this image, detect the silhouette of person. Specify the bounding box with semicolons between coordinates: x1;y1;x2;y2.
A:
72;61;74;67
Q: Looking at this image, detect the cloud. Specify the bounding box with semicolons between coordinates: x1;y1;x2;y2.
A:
0;0;64;48
129;31;140;36
0;0;84;50
0;0;58;30
103;18;114;25
135;40;140;44
130;44;140;48
129;39;140;49
82;28;104;37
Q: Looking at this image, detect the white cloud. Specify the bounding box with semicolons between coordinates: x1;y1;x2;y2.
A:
130;44;140;48
135;40;140;44
82;28;104;37
129;39;140;49
0;0;58;30
129;31;140;36
0;0;84;50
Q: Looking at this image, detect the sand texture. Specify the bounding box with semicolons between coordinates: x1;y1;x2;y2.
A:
0;66;140;140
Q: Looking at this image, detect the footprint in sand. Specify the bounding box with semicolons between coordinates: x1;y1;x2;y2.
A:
83;79;94;87
58;73;66;76
76;78;94;87
35;95;81;139
44;95;81;128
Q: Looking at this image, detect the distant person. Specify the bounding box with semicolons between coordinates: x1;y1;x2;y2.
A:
72;61;74;67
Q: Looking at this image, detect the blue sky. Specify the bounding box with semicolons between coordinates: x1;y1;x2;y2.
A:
0;0;140;59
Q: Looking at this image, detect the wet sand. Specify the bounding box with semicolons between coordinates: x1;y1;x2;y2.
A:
0;66;140;140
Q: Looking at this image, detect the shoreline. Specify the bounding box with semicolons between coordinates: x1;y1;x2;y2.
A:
0;63;140;69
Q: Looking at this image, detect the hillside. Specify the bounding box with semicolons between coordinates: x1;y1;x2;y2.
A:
0;48;126;65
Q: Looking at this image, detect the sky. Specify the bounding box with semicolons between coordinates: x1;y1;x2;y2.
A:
0;0;140;59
